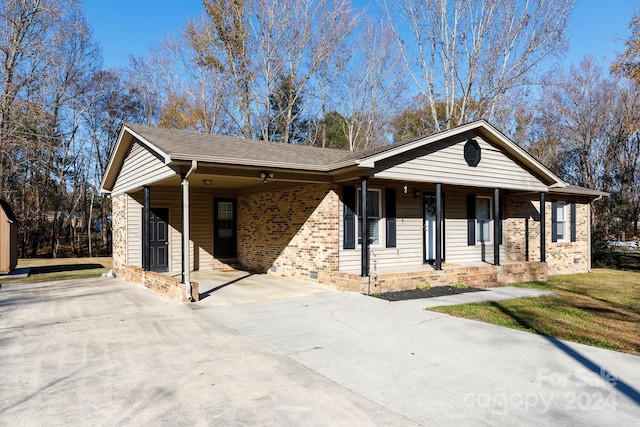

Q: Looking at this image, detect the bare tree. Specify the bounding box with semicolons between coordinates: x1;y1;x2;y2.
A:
0;0;58;200
186;0;255;138
137;32;231;134
529;57;640;238
531;58;618;190
612;14;640;84
46;3;101;257
336;17;406;151
383;0;573;131
251;0;357;143
185;0;356;143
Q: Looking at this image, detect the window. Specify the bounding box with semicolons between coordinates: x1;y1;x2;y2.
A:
357;189;381;246
217;201;234;238
553;201;566;242
476;196;492;243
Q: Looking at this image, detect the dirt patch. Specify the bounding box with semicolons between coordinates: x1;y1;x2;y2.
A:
372;286;486;302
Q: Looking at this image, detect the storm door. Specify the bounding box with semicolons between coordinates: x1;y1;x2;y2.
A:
214;198;237;258
423;193;445;263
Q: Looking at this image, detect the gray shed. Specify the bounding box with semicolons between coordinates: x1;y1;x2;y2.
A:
0;199;18;274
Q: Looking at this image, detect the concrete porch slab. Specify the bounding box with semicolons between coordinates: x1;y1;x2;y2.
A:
184;270;337;307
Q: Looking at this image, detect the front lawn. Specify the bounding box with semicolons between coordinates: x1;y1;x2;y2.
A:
430;268;640;355
0;257;113;284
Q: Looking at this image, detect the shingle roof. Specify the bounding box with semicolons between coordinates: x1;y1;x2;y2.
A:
549;184;609;197
110;122;607;199
126;123;357;170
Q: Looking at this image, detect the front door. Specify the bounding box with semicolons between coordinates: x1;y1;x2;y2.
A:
214;198;237;258
423;193;444;262
149;208;169;272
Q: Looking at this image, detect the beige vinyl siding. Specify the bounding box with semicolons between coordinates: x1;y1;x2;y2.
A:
128;188;190;273
443;191;505;264
374;137;547;192
338;188;505;273
112;141;176;196
339;188;423;273
127;187;217;273
190;189;215;269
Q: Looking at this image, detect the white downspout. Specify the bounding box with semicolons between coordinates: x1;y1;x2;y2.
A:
182;160;197;301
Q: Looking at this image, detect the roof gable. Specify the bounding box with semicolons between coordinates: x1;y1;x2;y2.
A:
355;120;564;188
373;133;550;191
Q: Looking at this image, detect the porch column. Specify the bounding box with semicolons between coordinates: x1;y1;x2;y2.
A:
540;192;546;262
360;176;369;277
142;185;150;271
435;183;442;270
181;173;192;296
493;188;500;266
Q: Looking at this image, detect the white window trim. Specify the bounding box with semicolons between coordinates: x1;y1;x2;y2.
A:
555;201;567;242
356;188;383;247
476;196;493;244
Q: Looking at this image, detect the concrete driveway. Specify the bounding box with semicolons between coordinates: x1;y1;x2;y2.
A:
1;277;639;426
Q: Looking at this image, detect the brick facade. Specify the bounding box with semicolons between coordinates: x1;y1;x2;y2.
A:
547;201;591;275
111;194;127;273
505;195;591;275
237;184;340;281
322;262;548;293
109;185;592;300
119;265;198;302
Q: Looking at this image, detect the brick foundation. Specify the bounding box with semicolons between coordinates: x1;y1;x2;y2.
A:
118;265;199;302
321;262;548;293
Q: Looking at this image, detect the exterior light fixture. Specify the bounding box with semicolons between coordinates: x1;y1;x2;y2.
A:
403;184;408;194
260;171;274;183
202;179;212;185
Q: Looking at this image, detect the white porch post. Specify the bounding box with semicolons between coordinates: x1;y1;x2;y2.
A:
182;161;197;301
494;188;500;266
181;175;191;297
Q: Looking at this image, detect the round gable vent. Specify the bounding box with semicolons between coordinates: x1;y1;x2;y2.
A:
464;138;481;167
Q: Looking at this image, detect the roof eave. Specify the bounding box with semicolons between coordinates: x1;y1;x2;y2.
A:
169;153;361;172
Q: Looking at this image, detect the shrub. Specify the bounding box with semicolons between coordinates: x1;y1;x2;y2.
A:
417;282;431;291
453;281;468;289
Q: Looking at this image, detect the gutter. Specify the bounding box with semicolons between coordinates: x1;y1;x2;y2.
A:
183;160;197;301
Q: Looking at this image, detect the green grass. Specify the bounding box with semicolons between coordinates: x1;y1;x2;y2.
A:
430;265;640;356
0;257;113;284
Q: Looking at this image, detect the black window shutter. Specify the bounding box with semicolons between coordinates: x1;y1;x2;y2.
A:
570;201;577;242
343;186;356;249
551;200;558;242
385;188;396;248
467;194;475;246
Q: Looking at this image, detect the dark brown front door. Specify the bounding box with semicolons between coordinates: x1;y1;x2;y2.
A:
214;198;237;258
149;208;169;272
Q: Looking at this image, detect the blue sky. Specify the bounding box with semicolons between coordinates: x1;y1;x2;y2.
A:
85;0;637;70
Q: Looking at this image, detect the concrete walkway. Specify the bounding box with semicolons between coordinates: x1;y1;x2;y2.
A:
1;277;639;426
